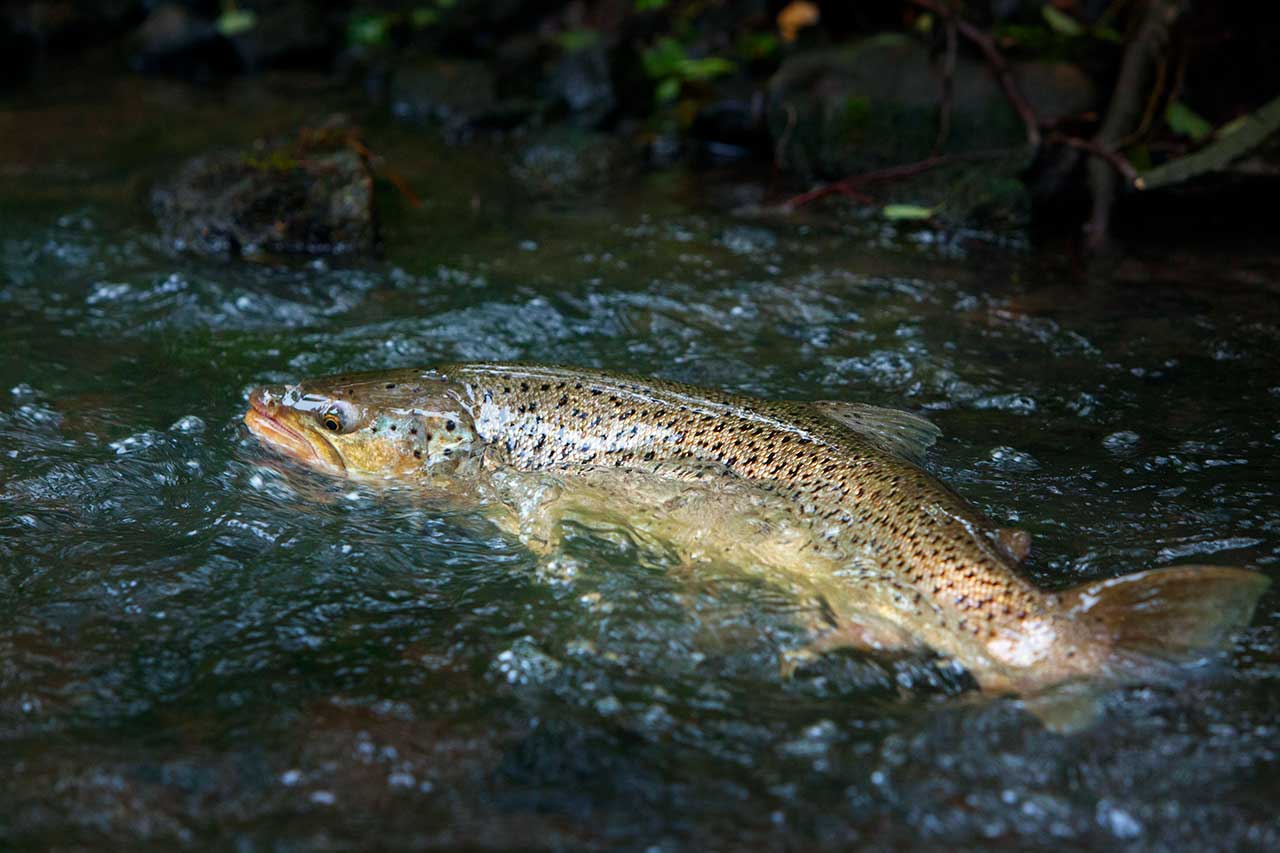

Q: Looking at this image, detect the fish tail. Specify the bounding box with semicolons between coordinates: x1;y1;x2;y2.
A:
1063;564;1270;672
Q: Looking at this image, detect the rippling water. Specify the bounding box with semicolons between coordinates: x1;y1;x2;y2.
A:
2;74;1279;849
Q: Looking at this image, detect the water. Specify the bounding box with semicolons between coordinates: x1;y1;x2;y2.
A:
3;72;1279;850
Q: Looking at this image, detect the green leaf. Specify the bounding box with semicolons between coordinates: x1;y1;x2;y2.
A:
348;14;391;46
216;9;257;37
737;32;779;60
1091;24;1122;43
882;204;937;221
635;0;670;10
676;56;736;81
557;28;601;53
642;37;687;79
1041;5;1084;37
655;77;682;104
1165;101;1213;141
411;8;438;28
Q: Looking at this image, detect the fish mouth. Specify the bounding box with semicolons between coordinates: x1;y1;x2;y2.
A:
244;389;346;475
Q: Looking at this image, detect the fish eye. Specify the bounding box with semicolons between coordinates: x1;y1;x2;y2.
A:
322;412;342;432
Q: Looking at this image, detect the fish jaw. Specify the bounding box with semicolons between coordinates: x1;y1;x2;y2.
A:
244;386;346;475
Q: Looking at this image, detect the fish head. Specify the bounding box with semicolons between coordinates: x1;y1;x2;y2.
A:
244;369;475;480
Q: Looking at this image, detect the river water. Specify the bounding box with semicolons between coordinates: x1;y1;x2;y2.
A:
2;72;1279;849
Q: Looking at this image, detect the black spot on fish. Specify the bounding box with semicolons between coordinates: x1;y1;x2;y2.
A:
410;428;418;435
414;450;422;459
446;420;456;432
386;383;396;389
520;382;529;392
389;424;397;431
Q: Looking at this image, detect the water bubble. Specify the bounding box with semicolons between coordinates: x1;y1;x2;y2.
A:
720;226;777;255
309;790;336;806
1096;800;1142;839
280;769;302;786
170;415;205;433
1103;431;1140;454
109;431;160;455
985;446;1040;472
974;393;1038;414
388;772;415;789
492;636;562;686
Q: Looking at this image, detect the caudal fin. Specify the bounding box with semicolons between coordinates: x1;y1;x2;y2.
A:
1063;564;1270;668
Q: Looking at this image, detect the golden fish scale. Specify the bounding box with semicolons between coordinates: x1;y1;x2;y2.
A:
445;363;1046;640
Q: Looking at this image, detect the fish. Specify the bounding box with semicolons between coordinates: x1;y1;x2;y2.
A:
244;362;1270;707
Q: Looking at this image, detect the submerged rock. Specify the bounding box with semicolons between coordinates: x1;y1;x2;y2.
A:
768;35;1094;226
389;58;528;140
151;125;376;257
545;43;616;128
509;127;635;198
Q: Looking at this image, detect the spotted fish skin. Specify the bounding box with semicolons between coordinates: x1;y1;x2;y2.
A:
439;362;1098;690
245;362;1270;697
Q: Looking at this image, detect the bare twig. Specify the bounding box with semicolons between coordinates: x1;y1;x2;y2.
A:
1085;0;1185;250
1046;133;1141;186
782;150;1014;210
908;0;1041;146
932;1;959;157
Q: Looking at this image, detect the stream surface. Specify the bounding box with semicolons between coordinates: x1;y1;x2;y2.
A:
3;72;1279;850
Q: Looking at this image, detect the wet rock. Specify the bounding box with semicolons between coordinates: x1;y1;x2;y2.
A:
509;127;635;198
545;43;616;127
130;2;241;78
151;125;376;257
227;0;339;71
389;58;503;139
691;85;769;164
768;35;1094;226
0;14;36;86
3;1;142;84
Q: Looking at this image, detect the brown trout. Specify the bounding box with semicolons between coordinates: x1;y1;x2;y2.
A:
244;362;1269;699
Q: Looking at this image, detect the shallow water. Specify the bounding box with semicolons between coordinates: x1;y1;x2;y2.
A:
2;72;1279;850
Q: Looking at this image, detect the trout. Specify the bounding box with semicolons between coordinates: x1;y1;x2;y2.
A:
243;362;1269;699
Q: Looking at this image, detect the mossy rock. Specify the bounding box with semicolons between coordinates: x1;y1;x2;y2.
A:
152;128;376;257
768;35;1093;227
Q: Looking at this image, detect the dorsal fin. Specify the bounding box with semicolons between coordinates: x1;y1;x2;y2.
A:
810;401;940;464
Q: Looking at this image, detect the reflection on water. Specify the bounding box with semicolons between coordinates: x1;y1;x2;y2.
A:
2;74;1279;849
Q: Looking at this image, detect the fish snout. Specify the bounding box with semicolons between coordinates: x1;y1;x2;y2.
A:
248;385;287;419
